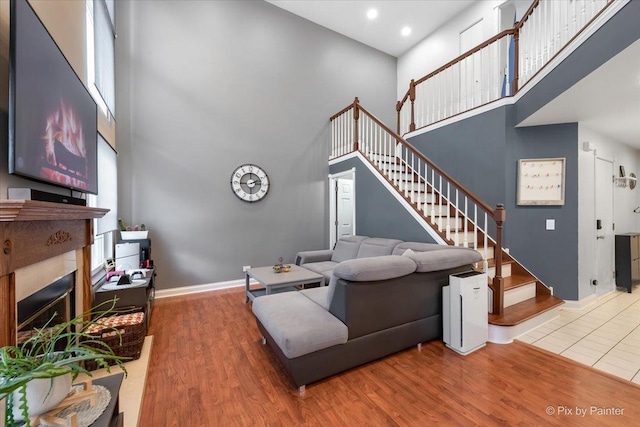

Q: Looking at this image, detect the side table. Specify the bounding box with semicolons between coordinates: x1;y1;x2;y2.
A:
94;270;156;333
245;265;325;302
88;373;124;427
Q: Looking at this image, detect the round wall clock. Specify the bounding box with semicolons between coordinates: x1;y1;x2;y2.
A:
230;164;270;202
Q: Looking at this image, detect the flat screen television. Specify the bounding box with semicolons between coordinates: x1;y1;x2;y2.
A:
9;0;98;194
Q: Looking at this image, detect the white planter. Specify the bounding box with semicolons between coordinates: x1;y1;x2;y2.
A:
120;230;149;240
11;373;72;421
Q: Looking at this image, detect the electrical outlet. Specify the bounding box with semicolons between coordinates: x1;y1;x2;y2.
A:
243;265;251;272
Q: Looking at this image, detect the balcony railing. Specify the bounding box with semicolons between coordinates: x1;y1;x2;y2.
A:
397;0;613;135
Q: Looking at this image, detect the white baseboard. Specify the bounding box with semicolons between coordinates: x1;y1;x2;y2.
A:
562;289;617;310
155;279;245;299
488;306;562;344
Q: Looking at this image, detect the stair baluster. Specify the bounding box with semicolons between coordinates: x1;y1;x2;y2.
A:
463;197;469;248
446;183;451;241
431;169;436;223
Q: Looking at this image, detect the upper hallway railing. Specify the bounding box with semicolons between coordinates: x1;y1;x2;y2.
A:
397;0;613;135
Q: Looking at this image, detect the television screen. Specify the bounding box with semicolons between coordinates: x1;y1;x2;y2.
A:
9;0;98;194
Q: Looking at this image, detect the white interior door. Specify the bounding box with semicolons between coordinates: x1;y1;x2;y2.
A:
329;169;355;248
595;157;614;295
459;19;484;110
337;178;354;239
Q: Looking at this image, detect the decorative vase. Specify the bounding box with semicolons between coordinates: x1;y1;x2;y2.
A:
11;373;72;421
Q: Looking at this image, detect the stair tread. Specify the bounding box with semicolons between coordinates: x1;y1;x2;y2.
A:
502;274;537;290
489;294;564;326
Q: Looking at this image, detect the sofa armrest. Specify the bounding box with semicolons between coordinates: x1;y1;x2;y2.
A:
402;247;482;272
295;249;334;266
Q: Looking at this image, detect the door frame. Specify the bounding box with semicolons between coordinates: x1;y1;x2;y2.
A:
594;154;615;294
329;168;356;249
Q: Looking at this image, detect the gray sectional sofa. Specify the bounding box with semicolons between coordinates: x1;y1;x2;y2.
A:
252;235;482;392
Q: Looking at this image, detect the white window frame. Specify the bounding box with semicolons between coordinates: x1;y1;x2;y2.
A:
87;194;113;278
85;0;113;120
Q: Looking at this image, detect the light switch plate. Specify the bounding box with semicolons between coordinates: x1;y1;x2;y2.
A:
546;219;555;230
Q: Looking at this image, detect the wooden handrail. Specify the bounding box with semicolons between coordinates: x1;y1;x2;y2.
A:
397;29;515;115
415;29;515;86
355;102;496;217
397;0;614;132
329;104;354;121
515;0;540;30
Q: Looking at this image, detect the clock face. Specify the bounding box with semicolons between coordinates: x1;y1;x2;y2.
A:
230;164;270;202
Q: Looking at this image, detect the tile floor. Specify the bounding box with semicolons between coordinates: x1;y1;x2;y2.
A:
518;287;640;384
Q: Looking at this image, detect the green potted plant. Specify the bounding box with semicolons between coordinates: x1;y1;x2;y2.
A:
0;300;129;426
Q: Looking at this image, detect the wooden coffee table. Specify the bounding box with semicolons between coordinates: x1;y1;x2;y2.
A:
245;265;325;302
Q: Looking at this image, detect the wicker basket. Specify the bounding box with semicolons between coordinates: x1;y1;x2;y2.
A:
85;312;145;370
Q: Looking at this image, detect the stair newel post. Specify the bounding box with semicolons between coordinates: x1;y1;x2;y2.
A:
353;97;360;152
512;27;520;95
409;80;416;132
492;204;506;315
396;101;402;135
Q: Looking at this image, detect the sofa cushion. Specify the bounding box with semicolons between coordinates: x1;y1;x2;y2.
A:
300;261;337;282
403;247;482;272
300;287;330;310
295;249;333;265
331;235;369;263
356;238;403;259
333;255;417;282
252;292;348;359
392;241;450;255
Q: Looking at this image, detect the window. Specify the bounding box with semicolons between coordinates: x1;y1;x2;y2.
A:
86;0;115;119
86;0;117;279
88;135;118;277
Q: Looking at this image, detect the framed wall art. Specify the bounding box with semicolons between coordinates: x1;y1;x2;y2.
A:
517;158;566;206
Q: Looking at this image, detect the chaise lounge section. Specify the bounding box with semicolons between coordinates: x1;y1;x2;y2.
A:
252;236;482;392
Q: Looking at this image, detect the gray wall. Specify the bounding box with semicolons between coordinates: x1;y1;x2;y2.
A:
407;107;507;209
329;156;438;244
115;0;397;289
408;105;579;300
505;112;578;300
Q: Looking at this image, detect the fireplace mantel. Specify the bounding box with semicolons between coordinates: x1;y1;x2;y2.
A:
0;199;108;222
0;199;108;347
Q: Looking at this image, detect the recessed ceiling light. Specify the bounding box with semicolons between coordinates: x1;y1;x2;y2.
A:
401;26;412;37
367;9;378;20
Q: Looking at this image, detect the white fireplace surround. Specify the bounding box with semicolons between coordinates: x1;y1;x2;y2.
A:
15;251;78;303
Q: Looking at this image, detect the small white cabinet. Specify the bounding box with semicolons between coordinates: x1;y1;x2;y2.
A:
443;271;488;355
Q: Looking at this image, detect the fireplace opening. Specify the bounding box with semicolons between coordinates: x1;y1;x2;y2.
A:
17;272;76;347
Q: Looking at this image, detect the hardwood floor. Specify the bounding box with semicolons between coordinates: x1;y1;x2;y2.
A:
140;288;640;426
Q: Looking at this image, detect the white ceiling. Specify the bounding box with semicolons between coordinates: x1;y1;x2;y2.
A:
518;39;640;149
266;0;477;57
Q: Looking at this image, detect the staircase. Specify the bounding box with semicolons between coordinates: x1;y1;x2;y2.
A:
325;0;627;340
330;99;564;341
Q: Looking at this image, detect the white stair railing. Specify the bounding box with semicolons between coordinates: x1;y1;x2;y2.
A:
397;0;614;135
330;99;507;315
518;0;609;88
